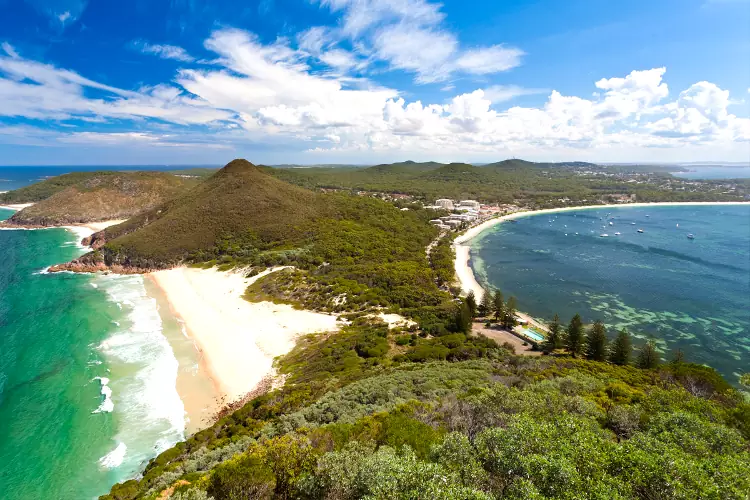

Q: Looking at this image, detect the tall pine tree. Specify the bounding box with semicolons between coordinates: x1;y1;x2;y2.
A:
585;320;608;361
543;314;562;354
609;329;632;366
454;302;473;334
465;290;477;318
636;340;661;369
478;291;492;317
565;314;584;357
492;290;504;322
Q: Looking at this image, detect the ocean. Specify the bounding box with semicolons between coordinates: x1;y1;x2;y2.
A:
672;165;750;180
0;210;186;499
470;204;750;385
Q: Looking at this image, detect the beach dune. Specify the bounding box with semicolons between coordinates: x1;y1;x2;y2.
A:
149;267;340;403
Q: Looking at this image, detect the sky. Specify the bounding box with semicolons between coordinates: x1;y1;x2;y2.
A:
0;0;749;166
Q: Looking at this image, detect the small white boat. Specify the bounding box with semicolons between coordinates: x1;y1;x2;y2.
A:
600;233;609;237
609;222;614;226
676;223;679;228
637;229;644;233
614;232;621;235
687;234;695;240
631;222;636;225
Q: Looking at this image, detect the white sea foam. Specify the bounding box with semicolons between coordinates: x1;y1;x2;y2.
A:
92;376;114;413
94;274;185;474
91;283;99;289
99;442;127;469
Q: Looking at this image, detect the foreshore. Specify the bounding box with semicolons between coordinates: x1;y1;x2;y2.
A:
147;267;340;415
453;200;750;302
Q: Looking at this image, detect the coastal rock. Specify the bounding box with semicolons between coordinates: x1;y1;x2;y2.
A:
48;260;153;274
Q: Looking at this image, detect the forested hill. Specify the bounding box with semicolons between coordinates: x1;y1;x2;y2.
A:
61;159;453;314
268;159;746;206
1;171;199;226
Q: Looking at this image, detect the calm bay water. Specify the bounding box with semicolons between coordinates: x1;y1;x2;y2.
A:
0;208;185;499
471;205;750;384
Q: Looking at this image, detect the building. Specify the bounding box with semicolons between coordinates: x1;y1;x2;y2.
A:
435;198;454;210
458;200;480;210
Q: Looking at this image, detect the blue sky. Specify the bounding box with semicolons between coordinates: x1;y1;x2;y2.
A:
0;0;748;165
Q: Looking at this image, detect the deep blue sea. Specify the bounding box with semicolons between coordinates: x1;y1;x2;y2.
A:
471;205;750;385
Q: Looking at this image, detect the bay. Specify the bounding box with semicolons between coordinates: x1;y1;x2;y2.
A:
471;204;750;385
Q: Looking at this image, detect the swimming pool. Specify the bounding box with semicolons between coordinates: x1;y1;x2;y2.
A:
519;327;545;342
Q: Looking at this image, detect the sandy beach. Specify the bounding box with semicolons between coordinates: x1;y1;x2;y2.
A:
149;267;340;406
454;201;750;302
0;202;35;211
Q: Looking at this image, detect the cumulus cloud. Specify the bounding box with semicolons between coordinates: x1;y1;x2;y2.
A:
0;28;747;159
314;0;524;83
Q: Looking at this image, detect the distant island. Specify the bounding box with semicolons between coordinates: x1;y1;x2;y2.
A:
2;159;748;500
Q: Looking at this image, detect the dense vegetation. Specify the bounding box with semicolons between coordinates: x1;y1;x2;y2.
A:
269;160;748;207
1;171;198;225
74;160;449;314
102;315;750;500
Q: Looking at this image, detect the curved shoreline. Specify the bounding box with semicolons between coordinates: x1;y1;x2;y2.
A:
454;201;750;302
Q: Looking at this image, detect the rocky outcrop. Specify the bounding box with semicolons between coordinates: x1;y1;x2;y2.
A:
83;230;107;249
48;260;156;274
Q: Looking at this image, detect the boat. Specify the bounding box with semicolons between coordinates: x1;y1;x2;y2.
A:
637;229;644;233
676;223;679;228
631;222;636;225
600;233;609;237
609;222;614;226
614;232;621;235
687;234;695;239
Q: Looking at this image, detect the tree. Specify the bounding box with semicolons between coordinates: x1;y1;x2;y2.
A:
478;291;492;317
671;348;685;364
503;296;518;329
492;290;504;322
465;290;477;318
609;329;632;366
636;340;661;369
542;314;562;354
454;302;473;333
565;314;584;357
585;320;608;361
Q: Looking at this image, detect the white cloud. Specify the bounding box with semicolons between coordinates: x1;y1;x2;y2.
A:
454;45;525;75
132;40;195;62
314;0;524;83
0;26;747;162
1;42;18;59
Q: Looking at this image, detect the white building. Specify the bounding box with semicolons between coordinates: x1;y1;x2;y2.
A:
458;200;480;210
435;198;454;210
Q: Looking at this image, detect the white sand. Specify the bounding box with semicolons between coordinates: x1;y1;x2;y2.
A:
454;201;750;302
0;202;35;211
149;267;340;403
64;220;127;244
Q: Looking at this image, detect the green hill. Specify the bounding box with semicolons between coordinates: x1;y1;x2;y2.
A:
0;171;104;204
71;159;450;312
2;171;199;226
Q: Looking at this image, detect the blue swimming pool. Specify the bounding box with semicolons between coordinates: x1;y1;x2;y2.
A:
519;327;545;342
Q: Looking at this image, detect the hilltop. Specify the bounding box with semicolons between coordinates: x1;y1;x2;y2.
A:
1;171;199;227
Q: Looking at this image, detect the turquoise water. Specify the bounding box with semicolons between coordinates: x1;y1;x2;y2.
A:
0;209;185;499
471;205;750;385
